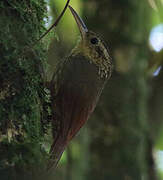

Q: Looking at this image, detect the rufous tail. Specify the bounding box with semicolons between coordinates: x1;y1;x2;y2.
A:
47;135;67;171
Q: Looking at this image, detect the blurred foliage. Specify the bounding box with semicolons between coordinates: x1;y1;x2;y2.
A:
47;0;163;180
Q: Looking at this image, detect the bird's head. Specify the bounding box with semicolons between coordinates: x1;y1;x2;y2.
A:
69;5;112;78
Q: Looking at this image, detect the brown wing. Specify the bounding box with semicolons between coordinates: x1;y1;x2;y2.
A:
47;54;107;170
51;54;107;142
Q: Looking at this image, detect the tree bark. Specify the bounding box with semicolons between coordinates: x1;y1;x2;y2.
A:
0;1;49;179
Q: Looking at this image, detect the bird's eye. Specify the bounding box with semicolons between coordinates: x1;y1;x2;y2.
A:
90;37;98;45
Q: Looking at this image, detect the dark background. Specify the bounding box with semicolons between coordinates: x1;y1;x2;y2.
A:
0;0;163;180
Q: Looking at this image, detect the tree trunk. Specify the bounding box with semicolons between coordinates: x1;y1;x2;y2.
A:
0;1;49;179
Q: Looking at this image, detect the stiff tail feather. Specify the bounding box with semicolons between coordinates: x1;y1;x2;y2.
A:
47;135;67;171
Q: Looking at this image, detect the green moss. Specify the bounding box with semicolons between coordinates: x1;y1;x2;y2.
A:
0;0;51;173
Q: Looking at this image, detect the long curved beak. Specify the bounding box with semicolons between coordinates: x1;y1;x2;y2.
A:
68;5;88;38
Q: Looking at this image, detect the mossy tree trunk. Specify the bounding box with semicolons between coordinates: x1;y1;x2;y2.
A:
0;1;50;179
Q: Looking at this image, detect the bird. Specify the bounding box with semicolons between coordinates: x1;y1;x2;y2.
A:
47;5;112;171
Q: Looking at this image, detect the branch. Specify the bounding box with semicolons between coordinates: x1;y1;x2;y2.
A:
36;0;70;43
